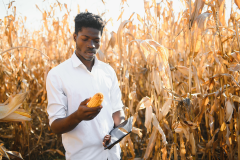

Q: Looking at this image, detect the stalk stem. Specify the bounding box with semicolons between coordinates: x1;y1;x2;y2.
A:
173;131;177;160
220;77;223;160
238;106;240;160
234;19;240;51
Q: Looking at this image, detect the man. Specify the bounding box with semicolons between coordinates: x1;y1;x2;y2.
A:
46;12;125;160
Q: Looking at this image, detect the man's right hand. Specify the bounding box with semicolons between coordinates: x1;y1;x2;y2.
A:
76;98;103;121
50;98;102;134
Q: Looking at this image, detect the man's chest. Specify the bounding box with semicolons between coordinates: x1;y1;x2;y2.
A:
61;67;113;112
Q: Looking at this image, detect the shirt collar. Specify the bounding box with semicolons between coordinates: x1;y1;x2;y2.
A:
71;51;99;68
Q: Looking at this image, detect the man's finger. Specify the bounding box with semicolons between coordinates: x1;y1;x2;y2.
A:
87;105;102;113
103;139;107;147
103;142;106;147
80;98;91;105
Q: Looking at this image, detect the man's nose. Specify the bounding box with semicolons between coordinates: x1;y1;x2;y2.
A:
87;40;95;48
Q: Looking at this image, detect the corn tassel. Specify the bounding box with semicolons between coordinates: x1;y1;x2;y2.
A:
87;93;104;108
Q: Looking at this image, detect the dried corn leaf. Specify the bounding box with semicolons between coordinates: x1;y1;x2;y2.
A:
174;122;183;133
161;146;167;160
136;96;151;111
176;66;189;76
137;14;144;24
220;122;226;131
132;127;142;138
225;97;234;122
143;127;158;160
229;64;240;72
235;0;240;9
161;99;172;117
0;92;27;119
5;151;24;160
153;70;162;95
206;128;220;148
97;49;105;61
117;20;131;60
0;112;31;122
127;136;135;158
0;143;23;160
0;145;10;159
44;149;64;156
179;121;191;141
189;132;196;155
117;10;124;21
152;114;167;145
128;91;136;100
231;52;240;62
231;94;240;103
145;106;152;133
190;0;205;26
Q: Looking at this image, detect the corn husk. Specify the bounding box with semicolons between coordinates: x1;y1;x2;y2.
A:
0;93;31;121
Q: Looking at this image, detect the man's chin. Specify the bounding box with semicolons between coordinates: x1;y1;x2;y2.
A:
89;56;95;60
78;54;95;61
85;56;95;61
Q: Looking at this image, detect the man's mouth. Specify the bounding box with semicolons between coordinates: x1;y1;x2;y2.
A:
86;51;96;56
87;52;95;56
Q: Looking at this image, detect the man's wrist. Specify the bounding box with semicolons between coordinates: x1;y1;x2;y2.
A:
71;111;82;124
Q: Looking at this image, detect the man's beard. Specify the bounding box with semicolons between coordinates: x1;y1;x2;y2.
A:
79;54;95;61
76;46;95;61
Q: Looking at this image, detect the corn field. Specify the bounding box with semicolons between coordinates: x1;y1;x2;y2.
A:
1;0;240;159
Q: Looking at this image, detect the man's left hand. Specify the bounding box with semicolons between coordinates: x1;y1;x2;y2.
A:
103;135;111;147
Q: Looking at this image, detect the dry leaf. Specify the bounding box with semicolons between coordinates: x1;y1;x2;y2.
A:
153;70;162;95
152;114;167;145
225;97;234;122
143;127;158;160
137;14;144;24
0;92;28;119
117;10;124;21
235;0;240;9
132;127;142;138
137;97;152;110
189;132;196;155
145;106;152;133
161;99;172;117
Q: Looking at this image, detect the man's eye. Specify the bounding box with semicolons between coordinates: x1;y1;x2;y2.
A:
82;39;88;41
94;40;100;43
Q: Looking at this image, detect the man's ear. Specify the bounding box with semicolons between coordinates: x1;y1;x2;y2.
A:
73;33;77;42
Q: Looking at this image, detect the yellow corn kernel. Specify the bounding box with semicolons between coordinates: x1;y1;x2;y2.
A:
13;111;31;118
87;93;104;108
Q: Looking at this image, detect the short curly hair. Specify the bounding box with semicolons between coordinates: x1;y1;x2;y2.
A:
74;12;106;35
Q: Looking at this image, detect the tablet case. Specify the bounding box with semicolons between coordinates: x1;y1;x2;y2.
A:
104;116;133;150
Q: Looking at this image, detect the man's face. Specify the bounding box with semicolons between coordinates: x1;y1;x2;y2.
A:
73;27;101;62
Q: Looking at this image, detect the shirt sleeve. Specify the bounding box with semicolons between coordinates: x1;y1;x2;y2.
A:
110;70;124;114
46;70;68;126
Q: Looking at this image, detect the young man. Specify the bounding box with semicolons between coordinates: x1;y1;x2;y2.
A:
46;12;125;160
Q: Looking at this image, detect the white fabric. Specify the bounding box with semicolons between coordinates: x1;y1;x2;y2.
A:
46;52;123;160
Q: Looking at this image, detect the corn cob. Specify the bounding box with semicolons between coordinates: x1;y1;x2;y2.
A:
14;111;31;118
87;93;104;108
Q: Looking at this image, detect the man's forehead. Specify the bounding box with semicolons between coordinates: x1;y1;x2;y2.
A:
78;27;101;37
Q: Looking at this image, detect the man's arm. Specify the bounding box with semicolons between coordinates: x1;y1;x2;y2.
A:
103;109;125;147
112;109;125;128
51;98;102;134
51;110;82;134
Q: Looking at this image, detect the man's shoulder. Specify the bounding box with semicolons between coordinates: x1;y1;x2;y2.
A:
98;60;115;72
48;58;72;77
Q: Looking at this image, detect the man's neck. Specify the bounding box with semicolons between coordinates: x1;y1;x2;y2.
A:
76;53;95;72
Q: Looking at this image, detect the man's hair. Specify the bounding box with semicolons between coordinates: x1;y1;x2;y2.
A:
74;12;106;35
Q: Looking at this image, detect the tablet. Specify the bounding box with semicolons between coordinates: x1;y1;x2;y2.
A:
104;116;133;150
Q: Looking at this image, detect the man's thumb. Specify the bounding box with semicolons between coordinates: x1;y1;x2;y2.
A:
81;98;91;105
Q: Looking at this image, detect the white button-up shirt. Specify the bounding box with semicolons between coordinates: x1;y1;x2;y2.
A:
46;52;123;160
